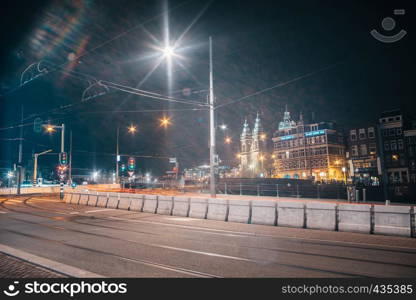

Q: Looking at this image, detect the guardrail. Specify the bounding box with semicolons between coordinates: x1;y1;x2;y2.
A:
64;190;416;238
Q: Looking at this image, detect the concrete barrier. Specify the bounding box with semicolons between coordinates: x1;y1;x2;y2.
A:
87;193;98;206
374;205;411;237
338;204;371;233
172;196;190;217
79;193;89;205
278;201;305;228
64;192;72;203
142;195;158;213
306;202;337;231
118;196;132;210
228;200;250;223
189;198;208;219
251;200;277;226
207;198;228;221
156;196;174;215
70;193;80;205
107;194;119;209
96;194;108;208
129;195;144;212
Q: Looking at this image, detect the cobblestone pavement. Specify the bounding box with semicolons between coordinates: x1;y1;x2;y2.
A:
0;253;66;278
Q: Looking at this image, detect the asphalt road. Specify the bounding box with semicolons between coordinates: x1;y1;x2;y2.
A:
1;195;416;278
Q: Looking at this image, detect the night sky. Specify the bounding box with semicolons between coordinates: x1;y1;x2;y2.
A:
0;0;415;177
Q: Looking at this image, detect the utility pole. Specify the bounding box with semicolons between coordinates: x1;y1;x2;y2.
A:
116;126;120;184
377;123;390;204
69;130;73;185
209;36;216;198
17;105;23;195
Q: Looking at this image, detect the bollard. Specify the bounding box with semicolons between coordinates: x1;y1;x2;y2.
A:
385;199;390;205
363;188;366;202
225;182;227;195
240;183;242;195
355;189;360;202
276;184;279;198
257;185;260;196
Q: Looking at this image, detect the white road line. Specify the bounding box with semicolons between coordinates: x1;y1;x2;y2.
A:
86;209;115;213
0;244;104;278
0;211;7;214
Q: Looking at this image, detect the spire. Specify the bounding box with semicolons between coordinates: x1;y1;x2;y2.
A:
253;112;263;135
298;111;304;125
241;118;251;139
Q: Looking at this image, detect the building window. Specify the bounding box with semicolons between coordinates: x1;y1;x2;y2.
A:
398;139;404;150
368;127;375;138
360;144;367;156
352;145;358;156
369;143;376;155
391;140;397;150
384;141;390;151
359;128;366;140
389;128;396;136
396;128;402;135
350;130;357;141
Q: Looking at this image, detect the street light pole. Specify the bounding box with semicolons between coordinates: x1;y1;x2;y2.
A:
209;36;216;198
33;149;52;186
17;105;23;195
116;126;120;184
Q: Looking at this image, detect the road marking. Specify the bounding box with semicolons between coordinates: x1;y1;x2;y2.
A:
86;209;115;213
69;212;79;215
0;243;104;278
0;211;7;214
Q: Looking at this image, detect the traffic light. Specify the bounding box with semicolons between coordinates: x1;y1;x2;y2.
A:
128;157;135;171
121;164;126;172
59;152;68;165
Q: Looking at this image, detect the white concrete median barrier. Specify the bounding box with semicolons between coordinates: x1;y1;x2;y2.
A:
251;200;277;226
374;205;411;237
129;195;144;212
87;193;98;206
157;196;174;215
172;196;190;217
64;192;72;203
338;204;371;233
306;202;337;231
228;200;250;223
70;193;80;205
278;201;305;228
189;198;208;219
107;194;119;209
142;195;158;213
96;194;108;208
79;193;89;205
207;198;228;221
118;196;132;210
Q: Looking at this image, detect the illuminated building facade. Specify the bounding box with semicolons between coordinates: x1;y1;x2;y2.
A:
239;113;267;177
272;108;346;181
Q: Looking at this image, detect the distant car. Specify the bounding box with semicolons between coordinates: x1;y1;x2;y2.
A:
82;181;88;185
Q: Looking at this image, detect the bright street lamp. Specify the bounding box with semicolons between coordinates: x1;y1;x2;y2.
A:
224;137;232;144
162;46;175;58
219;124;227;130
128;125;137;134
160;117;171;128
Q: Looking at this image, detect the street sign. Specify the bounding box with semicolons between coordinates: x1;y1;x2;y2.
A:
169;157;177;163
34;117;43;133
127;171;134;177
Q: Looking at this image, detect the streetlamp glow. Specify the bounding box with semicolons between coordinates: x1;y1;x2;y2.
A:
7;171;13;178
224;137;232;144
128;125;137;134
220;124;227;130
163;46;175;58
45;125;55;133
160;117;171;128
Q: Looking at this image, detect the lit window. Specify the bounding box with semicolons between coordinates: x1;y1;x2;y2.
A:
360;144;367;156
350;129;357;141
359;128;366;140
368;127;375;138
391;140;397;150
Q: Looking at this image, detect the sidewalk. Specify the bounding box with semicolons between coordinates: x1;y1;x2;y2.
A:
0;253;66;278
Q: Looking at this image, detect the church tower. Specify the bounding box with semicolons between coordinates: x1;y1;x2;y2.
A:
250;112;266;176
240;118;252;177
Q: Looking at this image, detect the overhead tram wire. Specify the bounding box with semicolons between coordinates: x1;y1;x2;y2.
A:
214;61;344;110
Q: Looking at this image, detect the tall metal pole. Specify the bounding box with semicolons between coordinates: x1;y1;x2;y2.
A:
69;130;72;185
116;126;120;184
209;36;216;198
17;105;23;195
33;154;38;186
59;123;65;199
377;123;390;204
